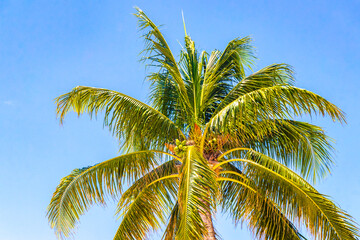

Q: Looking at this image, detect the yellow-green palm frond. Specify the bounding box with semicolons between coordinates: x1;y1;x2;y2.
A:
49;8;359;240
221;119;334;182
148;71;182;122
47;150;174;239
118;160;179;211
114;174;178;240
200;37;255;121
218;168;306;240
180;35;206;124
215;150;359;240
244;120;334;182
208;85;345;135
55;86;185;151
162;203;180;240
203;36;255;85
215;63;294;113
177;146;218;239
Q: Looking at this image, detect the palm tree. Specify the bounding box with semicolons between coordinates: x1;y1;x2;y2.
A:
47;8;359;240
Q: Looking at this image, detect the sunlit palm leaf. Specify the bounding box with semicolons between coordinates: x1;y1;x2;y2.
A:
47;150;175;238
48;7;359;240
177;146;217;239
114;176;178;240
245;120;334;182
214;63;294;114
55;86;184;150
118;160;179;211
208;85;345;135
219;172;306;240
215;150;359;240
221;119;334;182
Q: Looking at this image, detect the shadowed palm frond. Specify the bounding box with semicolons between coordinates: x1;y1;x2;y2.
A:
162;203;180;240
220;119;334;182
118;160;179;211
245;120;334;182
135;7;192;118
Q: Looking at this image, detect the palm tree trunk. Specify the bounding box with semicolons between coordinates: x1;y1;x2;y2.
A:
200;209;217;240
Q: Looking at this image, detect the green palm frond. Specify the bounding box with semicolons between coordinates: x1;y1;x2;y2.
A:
177;146;217;239
245;120;334;182
47;150;175;238
200;37;255;121
207;85;345;137
214;63;294;113
47;167;93;239
180;35;205;124
134;7;192;118
219;171;306;240
219;119;334;182
162;203;180;240
55;86;185;151
215;150;359;240
148;71;181;122
114;175;178;240
119;160;179;206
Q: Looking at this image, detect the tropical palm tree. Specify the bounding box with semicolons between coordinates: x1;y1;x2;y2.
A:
47;8;359;240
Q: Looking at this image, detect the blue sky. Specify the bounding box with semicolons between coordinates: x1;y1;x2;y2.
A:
1;1;360;239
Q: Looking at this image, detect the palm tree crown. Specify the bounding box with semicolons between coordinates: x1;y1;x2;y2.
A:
47;8;359;240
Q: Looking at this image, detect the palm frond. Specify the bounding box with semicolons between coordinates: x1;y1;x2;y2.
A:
215;151;359;240
55;86;185;151
134;7;192;117
119;160;179;207
162;203;180;240
219;119;334;182
207;85;345;138
214;63;294;114
219;164;306;240
47;150;173;238
200;37;255;121
177;146;217;239
219;179;305;239
180;35;203;124
245;120;334;182
114;174;178;240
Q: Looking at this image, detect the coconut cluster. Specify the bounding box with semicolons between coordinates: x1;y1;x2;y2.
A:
174;139;187;156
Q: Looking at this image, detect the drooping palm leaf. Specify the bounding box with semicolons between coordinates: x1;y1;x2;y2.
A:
47;150;177;238
220;119;334;182
114;175;178;240
215;150;359;240
55;86;185;151
201;36;255;112
245;120;334;182
206;85;345;145
219;173;306;240
214;63;294;114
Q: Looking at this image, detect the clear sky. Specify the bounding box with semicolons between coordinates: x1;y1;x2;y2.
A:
1;1;359;239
